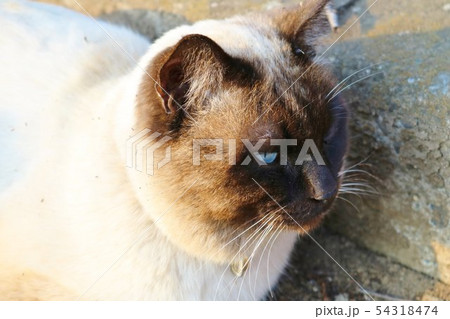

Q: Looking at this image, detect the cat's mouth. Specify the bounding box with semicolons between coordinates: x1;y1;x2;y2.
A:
270;198;335;232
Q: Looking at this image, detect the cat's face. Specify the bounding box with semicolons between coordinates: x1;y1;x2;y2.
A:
134;0;348;262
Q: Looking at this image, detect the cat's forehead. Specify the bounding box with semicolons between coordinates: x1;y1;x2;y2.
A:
193;18;292;70
193;18;313;96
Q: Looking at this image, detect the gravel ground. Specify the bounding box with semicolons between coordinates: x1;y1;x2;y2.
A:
271;227;447;301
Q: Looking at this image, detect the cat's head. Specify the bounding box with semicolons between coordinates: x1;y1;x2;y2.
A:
131;0;348;262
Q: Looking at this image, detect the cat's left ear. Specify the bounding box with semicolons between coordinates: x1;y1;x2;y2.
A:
269;0;331;58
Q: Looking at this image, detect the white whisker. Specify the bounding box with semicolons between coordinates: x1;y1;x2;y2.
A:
266;225;285;300
341;182;378;191
237;222;275;300
326;62;385;99
220;206;285;252
339;156;373;177
252;218;283;297
256;222;284;299
329;71;384;102
337;196;361;214
227;217;274;300
214;212;278;300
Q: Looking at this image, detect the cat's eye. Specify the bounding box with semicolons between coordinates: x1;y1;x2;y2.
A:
292;44;315;60
255;152;278;164
293;46;305;56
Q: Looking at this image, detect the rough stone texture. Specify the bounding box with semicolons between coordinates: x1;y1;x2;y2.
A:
34;0;449;299
99;9;190;41
271;228;449;301
322;0;450;285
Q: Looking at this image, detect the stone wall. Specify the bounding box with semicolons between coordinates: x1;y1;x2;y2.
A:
322;0;450;284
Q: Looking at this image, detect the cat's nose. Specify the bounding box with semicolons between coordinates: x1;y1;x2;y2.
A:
302;162;337;202
312;188;336;201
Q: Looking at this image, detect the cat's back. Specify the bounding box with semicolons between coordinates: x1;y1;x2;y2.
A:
0;0;149;96
0;2;154;299
0;0;149;192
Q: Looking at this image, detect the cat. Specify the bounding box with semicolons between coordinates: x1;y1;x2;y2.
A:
0;0;348;300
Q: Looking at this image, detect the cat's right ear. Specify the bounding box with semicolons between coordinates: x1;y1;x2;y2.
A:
154;34;233;114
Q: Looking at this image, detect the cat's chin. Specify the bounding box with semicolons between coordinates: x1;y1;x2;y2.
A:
274;199;335;233
281;213;326;234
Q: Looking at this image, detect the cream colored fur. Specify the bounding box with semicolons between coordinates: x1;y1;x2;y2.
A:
0;0;297;300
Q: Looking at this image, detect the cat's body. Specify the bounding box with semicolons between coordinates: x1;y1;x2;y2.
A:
0;0;348;300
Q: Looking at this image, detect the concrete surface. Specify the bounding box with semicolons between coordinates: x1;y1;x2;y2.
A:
322;0;450;287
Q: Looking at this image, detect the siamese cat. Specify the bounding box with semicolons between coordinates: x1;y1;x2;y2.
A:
0;0;348;300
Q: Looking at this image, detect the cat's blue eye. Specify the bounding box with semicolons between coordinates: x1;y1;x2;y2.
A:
255;152;278;164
